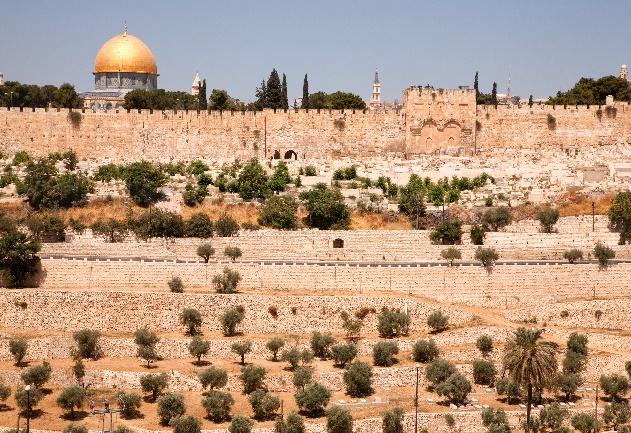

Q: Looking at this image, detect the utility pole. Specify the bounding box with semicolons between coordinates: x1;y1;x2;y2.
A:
592;201;595;232
594;386;599;433
414;364;420;433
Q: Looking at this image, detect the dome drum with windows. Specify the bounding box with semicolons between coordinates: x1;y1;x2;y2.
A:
82;24;158;110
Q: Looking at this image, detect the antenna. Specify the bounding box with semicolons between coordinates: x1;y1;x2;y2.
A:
507;66;511;97
123;21;128;35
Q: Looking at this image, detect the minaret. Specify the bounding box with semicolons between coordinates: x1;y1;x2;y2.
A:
191;72;202;96
370;71;381;108
621;64;628;81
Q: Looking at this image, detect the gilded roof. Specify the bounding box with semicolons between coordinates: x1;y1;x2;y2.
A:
94;29;158;75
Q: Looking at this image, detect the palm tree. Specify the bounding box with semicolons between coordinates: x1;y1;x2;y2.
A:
502;328;558;432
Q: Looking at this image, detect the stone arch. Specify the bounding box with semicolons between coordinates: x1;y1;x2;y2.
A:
284;150;297;160
332;238;344;248
273;150;281;159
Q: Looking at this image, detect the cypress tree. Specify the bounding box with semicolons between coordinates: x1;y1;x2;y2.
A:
474;71;479;100
255;80;267;110
198;79;207;110
302;74;309;109
266;69;283;109
528;95;533;107
281;73;289;109
491;82;498;108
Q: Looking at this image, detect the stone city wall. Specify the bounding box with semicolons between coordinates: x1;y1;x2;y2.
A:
29;259;631;308
1;101;631;161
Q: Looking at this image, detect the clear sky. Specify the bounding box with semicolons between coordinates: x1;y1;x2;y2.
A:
1;0;630;102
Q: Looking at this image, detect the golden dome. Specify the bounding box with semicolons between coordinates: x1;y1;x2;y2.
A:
94;28;158;75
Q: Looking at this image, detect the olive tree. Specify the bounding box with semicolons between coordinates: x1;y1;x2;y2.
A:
295;382;331;416
231;340;253;365
56;385;86;418
9;338;28;366
198;366;228;391
202;390;234;422
139;373;169;401
188;336;210;363
343;361;373;397
156;393;186;425
266;337;285;361
180;308;203;335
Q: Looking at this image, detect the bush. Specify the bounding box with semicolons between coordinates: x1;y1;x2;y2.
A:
56;385;86;417
435;372;472;404
603;401;631;429
293;366;314;391
229;415;253;433
536;205;560;233
538;402;568;431
440;247;461;265
425;358;457;387
0;384;10;405
571;413;597;433
224;246;242;261
382;407;404;433
472;359;497;385
221;306;245;336
429;220;463;245
470;224;486;245
25;213;66;242
202;390;234;422
600;374;629;401
266;337;285;361
21;361;52;388
115;391;142;419
72;359;85;384
123;161;167;207
156;393;186;425
168;276;184;293
563;249;583;264
481;207;512;231
561;350;585;374
188;336;210;363
198;366;228;390
72;329;101;360
594;242;615;267
481;408;509;431
412;339;439;363
475;247;499;268
184;212;214;236
9;338;28;366
377;308;409;338
372;341;399;367
215;214;240;237
258;195;299;229
304;166;317;176
171;415;201;433
311;332;337;359
130;209;184;239
340;311;363;341
91;218;128;242
427;310;449;333
0;230;41;287
343;360;373;397
135;327;159;367
476;335;493;356
299;183;350;230
275;412;305;433
231;340;253;365
180;308;203;335
139;373;169;400
326;406;353;433
213;267;241;293
282;347;314;370
555;372;583;400
196;243;215;263
295;382;331;416
249;390;280;420
609;191;631;244
331;343;357;367
240;364;266;394
62;424;88;433
15;386;43;411
495;378;520;403
567;332;588;357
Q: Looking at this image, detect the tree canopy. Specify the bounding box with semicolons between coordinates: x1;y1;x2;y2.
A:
548;75;630;105
0;81;82;108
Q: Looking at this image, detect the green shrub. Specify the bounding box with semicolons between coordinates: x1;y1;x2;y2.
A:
240;364;266;394
555;372;582;400
229;415;253;433
215;214;240;237
295;382;331;416
156;393;186;425
372;341;399;367
123;161;167;207
435;372;471;404
425;358;457;387
115;391;142;419
258;195;298;229
0;230;41;287
331;343;357;367
185;213;214;238
63;424;87;433
427;310;449;333
212;267;241;293
171;415;201;433
600;374;629;401
91;218;128;242
567;332;588;357
168;276;184;293
475;247;499;268
196;243;215;263
14;386;43;411
571;413;597;433
377;308;409;338
188;336;210;363
594;242;615;267
412;339;439;363
56;385;86;417
180;308;202;335
536;205;560;233
139;373;169;400
130;209;184;239
495;378;520;403
472;359;497;385
299;183;350;230
476;335;493;355
563;249;583;263
266;337;285;361
311;332;337;359
221;306;245;336
21;361;51;388
292;366;314;391
470;224;486;245
429;220;463;245
481;207;512;231
9;338;28;366
231;340;253;365
326;406;353;433
274;412;305;433
440;247;461;265
249;390;280;420
224;246;242;261
382;407;404;433
304;166;317;176
25;213;66;242
282;347;314;370
202;390;234;422
195;365;227;392
343;361;373;397
603;401;630;430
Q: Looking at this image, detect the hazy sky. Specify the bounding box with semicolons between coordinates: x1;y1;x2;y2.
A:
1;0;630;102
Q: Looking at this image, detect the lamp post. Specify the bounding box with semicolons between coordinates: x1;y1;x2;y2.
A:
414;363;420;433
25;384;31;433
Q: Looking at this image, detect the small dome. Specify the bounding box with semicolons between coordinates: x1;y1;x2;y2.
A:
94;28;158;75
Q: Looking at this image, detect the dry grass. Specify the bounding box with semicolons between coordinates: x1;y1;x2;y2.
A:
350;210;412;230
181;200;261;225
557;190;614;217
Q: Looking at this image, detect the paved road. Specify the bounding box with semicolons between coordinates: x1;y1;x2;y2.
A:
41;253;631;268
